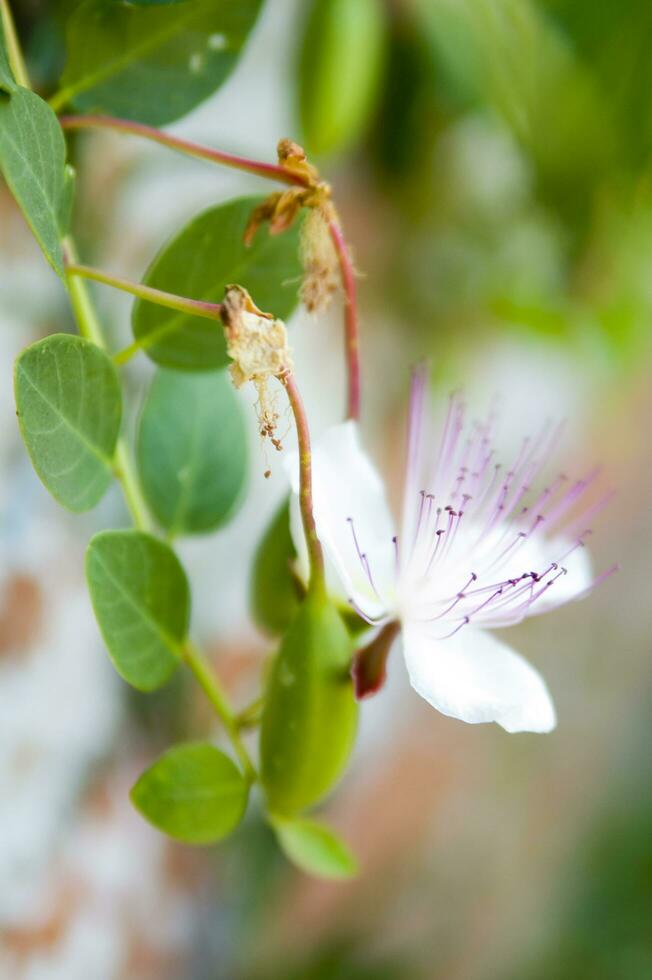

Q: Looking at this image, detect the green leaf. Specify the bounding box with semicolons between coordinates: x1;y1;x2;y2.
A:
0;88;69;277
132;196;303;370
14;334;122;511
271;815;358;879
261;593;358;815
251;498;302;635
57;0;263;126
131;741;249;844
137;368;247;534
298;0;387;157
85;530;190;690
0;18;17;92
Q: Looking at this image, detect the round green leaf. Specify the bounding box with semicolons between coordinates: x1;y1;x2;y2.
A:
250;497;301;635
14;334;122;512
137;367;247;534
57;0;263;126
271;816;358;880
131;741;249;844
86;530;190;691
261;593;358;816
298;0;387;157
132;196;303;370
0;88;69;276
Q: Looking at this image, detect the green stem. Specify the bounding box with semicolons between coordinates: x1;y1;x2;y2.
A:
66;262;224;323
113;337;150;368
0;0;29;87
235;696;264;731
9;10;252;780
182;642;257;782
279;372;325;595
63;239;152;531
58;114;309;187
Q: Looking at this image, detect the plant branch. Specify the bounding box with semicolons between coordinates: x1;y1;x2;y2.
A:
58;114;310;187
328;218;361;420
182;642;257;782
58;114;363;420
279;372;325;594
9;8;253;783
65;261;224;322
62;240;154;531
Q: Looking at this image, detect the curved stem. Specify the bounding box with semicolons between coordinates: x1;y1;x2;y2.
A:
328;218;361;420
58;114;310;188
63;240;153;531
58;115;362;420
279;372;325;594
8;9;253;779
0;0;29;87
66;262;224;322
182;642;257;782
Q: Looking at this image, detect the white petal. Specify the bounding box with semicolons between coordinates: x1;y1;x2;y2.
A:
286;421;397;619
402;623;556;733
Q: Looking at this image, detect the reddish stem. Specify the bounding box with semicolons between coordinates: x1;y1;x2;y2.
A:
280;372;325;592
59;113;363;420
329;219;361;421
59;114;310;188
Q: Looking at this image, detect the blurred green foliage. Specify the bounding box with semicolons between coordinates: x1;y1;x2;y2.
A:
297;0;652;373
510;705;652;980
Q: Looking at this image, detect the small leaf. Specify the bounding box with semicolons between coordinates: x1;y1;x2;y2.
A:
137;368;247;534
0;88;69;277
86;530;190;690
131;741;249;844
58;0;263;126
0;18;17;92
132;196;303;370
251;498;301;635
261;593;358;815
271;816;358;880
14;334;122;511
298;0;387;157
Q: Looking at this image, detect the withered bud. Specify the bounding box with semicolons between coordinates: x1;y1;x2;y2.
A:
222;285;292;388
244;189;306;246
222;285;292;453
277;138;321;185
244;138;332;246
299;206;340;314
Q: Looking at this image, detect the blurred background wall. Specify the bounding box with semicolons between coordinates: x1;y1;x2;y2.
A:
1;0;651;977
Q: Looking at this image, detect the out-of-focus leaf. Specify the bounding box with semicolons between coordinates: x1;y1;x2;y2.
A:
14;335;122;511
137;367;247;534
132;196;302;370
250;498;301;635
131;741;249;844
271;815;358;879
298;0;386;157
371;17;441;182
118;0;189;5
86;530;189;690
261;592;358;815
57;0;263;125
415;0;615;221
543;0;652;169
0;88;69;277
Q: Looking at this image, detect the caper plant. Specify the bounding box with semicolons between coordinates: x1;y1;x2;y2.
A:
0;0;611;881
